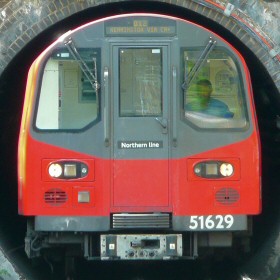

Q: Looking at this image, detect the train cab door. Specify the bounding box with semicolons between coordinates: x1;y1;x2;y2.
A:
111;45;171;211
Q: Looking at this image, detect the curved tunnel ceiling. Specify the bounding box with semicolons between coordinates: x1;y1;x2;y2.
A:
0;1;280;280
0;0;279;94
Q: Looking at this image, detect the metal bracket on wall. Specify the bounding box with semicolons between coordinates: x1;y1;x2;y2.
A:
224;3;235;17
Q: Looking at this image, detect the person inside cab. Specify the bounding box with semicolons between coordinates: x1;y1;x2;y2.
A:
185;79;234;118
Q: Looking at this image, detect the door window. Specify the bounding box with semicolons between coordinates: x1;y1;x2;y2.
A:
119;48;162;117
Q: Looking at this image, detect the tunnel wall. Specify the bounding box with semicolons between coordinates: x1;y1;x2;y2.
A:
0;0;280;279
0;0;279;93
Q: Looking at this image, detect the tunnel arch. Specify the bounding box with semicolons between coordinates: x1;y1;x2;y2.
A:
0;1;280;280
0;0;279;93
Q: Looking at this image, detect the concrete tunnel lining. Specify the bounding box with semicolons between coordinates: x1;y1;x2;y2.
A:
0;0;279;92
0;0;280;279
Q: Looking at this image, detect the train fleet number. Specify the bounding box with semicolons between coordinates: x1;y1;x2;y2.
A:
188;215;234;230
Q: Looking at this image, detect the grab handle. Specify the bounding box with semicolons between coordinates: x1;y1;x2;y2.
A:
172;66;177;147
104;67;110;147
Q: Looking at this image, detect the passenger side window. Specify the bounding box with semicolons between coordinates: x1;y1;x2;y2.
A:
36;48;101;130
182;48;248;129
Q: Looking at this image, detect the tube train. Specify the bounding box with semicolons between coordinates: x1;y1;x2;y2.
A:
18;13;261;263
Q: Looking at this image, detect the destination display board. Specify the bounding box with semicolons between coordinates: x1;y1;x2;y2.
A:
105;17;176;36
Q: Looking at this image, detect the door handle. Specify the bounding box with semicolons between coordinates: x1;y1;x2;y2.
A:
155;117;168;134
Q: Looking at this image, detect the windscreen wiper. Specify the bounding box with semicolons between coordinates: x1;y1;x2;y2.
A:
182;37;217;90
64;37;100;92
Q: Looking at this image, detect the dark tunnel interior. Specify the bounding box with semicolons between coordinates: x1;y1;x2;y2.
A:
0;2;280;279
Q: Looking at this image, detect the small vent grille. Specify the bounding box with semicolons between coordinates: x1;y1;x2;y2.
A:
44;188;68;206
112;213;171;229
215;188;240;205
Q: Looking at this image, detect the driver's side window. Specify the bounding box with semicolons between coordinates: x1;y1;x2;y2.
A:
182;48;248;129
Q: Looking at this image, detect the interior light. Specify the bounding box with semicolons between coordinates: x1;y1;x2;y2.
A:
48;163;63;178
78;191;90;203
220;163;234;177
61;52;70;58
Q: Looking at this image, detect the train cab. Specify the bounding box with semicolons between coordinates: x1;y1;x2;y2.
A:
18;14;261;261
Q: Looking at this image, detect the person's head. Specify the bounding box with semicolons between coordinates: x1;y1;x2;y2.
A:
196;79;213;104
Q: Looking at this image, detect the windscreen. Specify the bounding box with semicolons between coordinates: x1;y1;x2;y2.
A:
36;48;101;130
182;48;248;129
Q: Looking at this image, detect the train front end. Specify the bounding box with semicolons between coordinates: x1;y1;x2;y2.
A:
18;14;261;261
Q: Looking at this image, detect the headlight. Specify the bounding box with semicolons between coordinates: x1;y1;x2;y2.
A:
48;161;88;179
194;161;234;178
220;163;234;177
48;163;63;178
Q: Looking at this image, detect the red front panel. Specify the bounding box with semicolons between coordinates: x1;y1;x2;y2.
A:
18;13;261;218
112;160;169;208
18;130;261;217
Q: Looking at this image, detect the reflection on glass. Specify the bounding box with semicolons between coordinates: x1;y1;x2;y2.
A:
183;48;247;129
36;48;100;130
119;48;162;117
